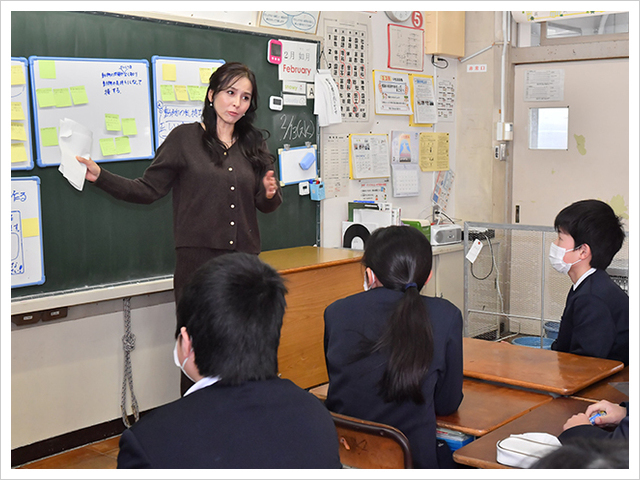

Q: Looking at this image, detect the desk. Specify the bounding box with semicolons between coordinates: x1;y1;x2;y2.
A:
259;247;363;389
436;379;552;437
309;378;553;438
453;397;593;469
571;366;629;404
463;337;624;396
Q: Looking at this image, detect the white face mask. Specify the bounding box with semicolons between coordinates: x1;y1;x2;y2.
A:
363;268;377;291
549;242;582;275
173;337;195;382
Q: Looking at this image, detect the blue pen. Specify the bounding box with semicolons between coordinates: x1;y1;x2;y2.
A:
589;410;606;425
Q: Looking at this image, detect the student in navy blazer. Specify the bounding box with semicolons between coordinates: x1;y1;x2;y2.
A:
117;253;341;469
324;225;464;469
548;200;628;365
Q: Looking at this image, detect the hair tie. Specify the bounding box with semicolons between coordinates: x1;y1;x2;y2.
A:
402;282;418;292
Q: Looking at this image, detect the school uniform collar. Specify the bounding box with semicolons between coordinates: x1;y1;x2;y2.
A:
573;268;596;290
184;376;221;396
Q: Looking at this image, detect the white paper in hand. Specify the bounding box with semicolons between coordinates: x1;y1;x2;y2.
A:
58;118;93;191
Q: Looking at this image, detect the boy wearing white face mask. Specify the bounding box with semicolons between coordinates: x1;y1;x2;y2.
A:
549;199;628;365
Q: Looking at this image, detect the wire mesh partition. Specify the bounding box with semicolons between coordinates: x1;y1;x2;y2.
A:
463;222;629;344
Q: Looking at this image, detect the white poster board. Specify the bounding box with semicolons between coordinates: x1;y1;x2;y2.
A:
151;56;225;149
11;57;34;170
29;56;154;167
11;177;45;288
277;144;317;185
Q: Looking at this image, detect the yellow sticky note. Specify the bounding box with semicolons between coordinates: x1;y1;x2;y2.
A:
22;218;40;238
11;122;28;141
54;88;73;107
115;136;132;155
70;85;89;105
160;84;176;102
36;88;55;108
11;102;25;120
200;67;213;84
40;127;58;147
163;63;177;81
121;118;137;136
174;85;189;102
11;143;28;163
39;60;57;79
105;113;121;132
100;138;116;156
12;65;26;85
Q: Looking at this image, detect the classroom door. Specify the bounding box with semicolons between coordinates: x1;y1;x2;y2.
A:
511;58;629;228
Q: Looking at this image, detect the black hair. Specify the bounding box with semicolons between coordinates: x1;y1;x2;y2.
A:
201;62;275;174
360;225;434;404
175;252;287;385
531;437;629;469
554;199;625;269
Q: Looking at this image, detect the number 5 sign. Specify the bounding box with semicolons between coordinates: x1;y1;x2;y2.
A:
412;11;423;28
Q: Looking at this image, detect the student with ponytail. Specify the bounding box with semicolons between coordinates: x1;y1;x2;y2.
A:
323;225;463;469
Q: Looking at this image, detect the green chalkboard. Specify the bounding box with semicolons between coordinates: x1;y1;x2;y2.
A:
11;11;319;299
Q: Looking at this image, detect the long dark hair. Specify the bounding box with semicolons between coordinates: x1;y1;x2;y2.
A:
361;225;434;404
201;62;274;173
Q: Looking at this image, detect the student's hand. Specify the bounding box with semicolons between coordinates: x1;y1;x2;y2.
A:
263;170;278;199
562;413;591;431
585;400;627;426
76;156;101;182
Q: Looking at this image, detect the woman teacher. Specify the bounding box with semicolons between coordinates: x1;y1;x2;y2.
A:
77;62;282;303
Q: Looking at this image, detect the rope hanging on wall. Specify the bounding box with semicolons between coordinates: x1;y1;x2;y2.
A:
121;297;140;428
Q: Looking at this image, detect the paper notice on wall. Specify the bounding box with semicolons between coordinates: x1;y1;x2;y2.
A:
419;132;449;172
279;40;317;82
524;69;565;102
432;169;455;212
437;78;456;122
322;133;350;197
359;180;389;202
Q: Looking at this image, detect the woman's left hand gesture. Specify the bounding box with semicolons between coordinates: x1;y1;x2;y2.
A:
263;170;278;199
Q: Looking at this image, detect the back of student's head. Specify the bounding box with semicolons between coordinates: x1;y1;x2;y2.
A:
531;437;629;469
554;199;625;269
361;225;434;404
176;252;287;385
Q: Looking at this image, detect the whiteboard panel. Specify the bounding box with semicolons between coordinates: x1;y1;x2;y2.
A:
11;58;34;170
29;56;155;167
11;177;45;288
151;56;225;149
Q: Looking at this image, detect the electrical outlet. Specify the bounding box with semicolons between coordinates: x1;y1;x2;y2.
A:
494;146;500;160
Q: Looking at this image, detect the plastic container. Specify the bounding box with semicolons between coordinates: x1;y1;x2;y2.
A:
543;321;560;340
511;336;553;349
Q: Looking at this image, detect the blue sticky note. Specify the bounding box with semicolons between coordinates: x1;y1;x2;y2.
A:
299;151;316;170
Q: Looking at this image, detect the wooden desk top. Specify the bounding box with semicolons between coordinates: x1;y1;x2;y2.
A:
436;379;552;437
259;246;362;274
453;397;593;469
463;337;624;396
571;366;629;404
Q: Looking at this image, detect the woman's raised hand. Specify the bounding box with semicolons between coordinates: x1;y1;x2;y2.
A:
263;170;278;199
